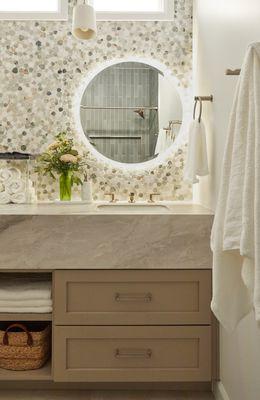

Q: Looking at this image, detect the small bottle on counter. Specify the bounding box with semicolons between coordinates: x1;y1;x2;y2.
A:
81;174;93;204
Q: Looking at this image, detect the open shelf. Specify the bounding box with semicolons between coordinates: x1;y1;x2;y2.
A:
0;360;52;381
0;313;52;322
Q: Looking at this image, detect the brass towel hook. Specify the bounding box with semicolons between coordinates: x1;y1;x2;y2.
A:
193;95;213;123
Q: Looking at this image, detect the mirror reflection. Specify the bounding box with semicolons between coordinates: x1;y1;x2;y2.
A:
80;62;183;164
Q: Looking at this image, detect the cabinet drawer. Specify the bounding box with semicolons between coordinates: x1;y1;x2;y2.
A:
54;270;211;325
53;326;211;382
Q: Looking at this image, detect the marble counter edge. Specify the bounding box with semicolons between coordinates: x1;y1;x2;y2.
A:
0;203;214;216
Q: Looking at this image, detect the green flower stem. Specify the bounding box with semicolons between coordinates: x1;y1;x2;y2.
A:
59;171;72;201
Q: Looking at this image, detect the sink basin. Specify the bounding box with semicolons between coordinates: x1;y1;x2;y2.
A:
97;203;170;213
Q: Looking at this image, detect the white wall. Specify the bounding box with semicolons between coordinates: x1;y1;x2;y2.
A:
194;1;260;399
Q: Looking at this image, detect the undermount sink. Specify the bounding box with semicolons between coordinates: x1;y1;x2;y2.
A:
97;203;170;213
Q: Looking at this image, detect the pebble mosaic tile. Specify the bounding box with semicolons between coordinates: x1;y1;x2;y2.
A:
0;0;193;201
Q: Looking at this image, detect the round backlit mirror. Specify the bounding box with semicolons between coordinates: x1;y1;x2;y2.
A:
80;62;183;164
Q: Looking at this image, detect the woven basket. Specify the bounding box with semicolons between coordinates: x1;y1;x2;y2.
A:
0;323;51;371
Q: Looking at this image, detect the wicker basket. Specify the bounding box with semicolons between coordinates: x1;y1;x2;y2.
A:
0;323;51;371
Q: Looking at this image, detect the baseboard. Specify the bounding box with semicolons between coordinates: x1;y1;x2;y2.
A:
0;382;212;391
213;381;231;400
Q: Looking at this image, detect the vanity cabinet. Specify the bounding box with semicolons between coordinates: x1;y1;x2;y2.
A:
0;209;215;387
53;269;212;383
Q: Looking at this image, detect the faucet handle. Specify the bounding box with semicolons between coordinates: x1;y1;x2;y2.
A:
148;193;161;203
129;192;136;204
105;193;117;203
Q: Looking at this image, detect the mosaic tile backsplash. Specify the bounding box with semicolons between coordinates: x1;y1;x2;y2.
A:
0;0;193;201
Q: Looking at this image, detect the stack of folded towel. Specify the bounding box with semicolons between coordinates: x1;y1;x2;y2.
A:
0;167;36;204
0;279;52;313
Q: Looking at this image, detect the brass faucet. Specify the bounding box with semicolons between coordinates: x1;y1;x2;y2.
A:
148;193;161;203
105;193;118;203
129;192;136;203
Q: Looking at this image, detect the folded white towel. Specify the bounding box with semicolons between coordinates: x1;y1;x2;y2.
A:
211;42;260;331
184;120;209;184
0;299;52;308
0;280;52;301
0;168;21;182
0;191;10;204
10;191;27;204
6;179;25;195
0;306;52;314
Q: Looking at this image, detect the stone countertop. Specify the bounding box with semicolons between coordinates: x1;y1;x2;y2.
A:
0;201;213;216
0;205;213;271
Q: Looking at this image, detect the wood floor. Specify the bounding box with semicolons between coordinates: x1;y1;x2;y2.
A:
0;390;215;400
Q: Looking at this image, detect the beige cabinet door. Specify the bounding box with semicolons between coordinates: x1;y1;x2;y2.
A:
53;325;211;383
54;270;211;325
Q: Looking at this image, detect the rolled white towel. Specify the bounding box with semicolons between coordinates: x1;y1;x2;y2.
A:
6;179;25;195
0;167;21;182
0;168;13;182
8;167;22;180
10;192;27;204
0;191;10;204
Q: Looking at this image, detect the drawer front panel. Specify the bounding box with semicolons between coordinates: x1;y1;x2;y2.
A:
54;326;211;382
54;270;211;325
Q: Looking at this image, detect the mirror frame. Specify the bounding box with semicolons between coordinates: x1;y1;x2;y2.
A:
74;57;191;171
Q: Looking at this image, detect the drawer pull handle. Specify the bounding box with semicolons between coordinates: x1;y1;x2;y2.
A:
115;293;152;303
115;348;152;359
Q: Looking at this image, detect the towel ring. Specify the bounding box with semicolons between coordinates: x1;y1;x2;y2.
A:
193;95;213;123
193;97;203;123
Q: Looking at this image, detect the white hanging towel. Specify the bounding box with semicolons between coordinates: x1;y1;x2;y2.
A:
184;119;209;184
211;42;260;332
154;129;174;155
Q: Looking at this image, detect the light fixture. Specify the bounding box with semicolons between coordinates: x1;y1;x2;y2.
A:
72;0;97;40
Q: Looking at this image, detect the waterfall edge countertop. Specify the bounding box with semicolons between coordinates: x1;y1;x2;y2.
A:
0;202;213;270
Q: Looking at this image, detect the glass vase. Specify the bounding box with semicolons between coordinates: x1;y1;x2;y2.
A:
59;171;72;201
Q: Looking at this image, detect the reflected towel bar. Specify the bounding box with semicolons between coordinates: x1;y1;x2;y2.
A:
89;135;142;140
81;106;158;110
163;120;182;132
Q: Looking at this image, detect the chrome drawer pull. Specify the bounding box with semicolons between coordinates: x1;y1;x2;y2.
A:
115;348;152;359
114;293;152;303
